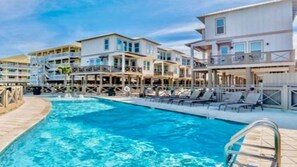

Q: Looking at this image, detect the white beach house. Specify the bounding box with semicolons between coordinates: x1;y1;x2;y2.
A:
188;0;297;88
72;33;192;94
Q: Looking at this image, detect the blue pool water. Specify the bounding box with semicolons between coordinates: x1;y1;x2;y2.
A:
0;98;244;166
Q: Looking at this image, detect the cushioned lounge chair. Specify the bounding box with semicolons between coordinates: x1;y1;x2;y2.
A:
171;90;201;105
207;92;243;110
224;92;262;112
182;91;214;106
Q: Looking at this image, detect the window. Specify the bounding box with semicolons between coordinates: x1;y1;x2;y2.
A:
104;38;109;51
250;41;262;53
216;18;225;34
131;60;136;66
143;61;150;70
146;44;154;54
234;43;245;54
220;46;229;55
117;38;123;51
114;58;122;66
134;43;140;53
89;59;95;66
123;41;128;51
166;53;171;61
128;42;133;52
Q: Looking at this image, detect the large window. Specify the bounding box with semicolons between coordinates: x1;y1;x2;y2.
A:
250;41;262;53
134;43;140;53
104;38;109;51
117;38;123;51
143;61;150;70
89;58;100;66
216;18;225;34
234;43;245;54
123;41;128;51
128;42;133;52
146;44;154;54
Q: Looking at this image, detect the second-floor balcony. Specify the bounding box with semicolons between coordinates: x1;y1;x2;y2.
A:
72;65;142;74
194;50;295;69
154;71;174;77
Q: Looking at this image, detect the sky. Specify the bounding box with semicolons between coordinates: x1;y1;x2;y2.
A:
0;0;295;57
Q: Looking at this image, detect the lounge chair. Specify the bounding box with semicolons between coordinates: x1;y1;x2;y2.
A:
160;93;189;103
171;90;201;105
224;92;263;112
182;91;214;106
207;92;243;110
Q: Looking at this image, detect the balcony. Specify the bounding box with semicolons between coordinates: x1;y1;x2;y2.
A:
154;71;174;77
194;50;295;69
0;78;29;82
0;64;29;69
45;52;81;60
72;65;142;74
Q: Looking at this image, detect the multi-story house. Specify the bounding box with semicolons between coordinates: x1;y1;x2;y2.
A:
156;48;192;87
0;55;30;85
29;43;81;86
71;33;193;93
188;0;297;88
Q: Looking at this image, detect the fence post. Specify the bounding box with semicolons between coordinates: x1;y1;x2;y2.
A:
282;85;289;110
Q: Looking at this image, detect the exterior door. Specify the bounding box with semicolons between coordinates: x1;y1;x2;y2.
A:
220;45;229;64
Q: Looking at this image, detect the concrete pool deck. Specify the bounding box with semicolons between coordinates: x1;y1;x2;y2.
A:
0;97;51;152
98;96;297;166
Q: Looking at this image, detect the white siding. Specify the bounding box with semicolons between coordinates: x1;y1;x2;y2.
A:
204;0;293;40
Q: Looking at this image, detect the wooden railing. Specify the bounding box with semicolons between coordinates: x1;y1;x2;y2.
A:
72;65;142;74
194;50;295;69
0;86;24;114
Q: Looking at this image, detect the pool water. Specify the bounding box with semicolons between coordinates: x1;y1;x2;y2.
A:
0;98;244;167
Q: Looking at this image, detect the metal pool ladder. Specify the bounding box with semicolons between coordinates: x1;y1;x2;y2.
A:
224;119;281;167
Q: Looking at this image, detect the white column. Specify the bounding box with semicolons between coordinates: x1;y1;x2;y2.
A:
122;54;125;73
208;69;213;88
161;62;164;76
246;67;252;90
190;45;195;90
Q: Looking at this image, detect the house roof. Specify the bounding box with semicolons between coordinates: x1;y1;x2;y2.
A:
77;33;160;45
198;0;297;23
0;54;29;64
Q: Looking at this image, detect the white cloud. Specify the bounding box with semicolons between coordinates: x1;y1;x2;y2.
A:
146;22;204;37
0;0;44;21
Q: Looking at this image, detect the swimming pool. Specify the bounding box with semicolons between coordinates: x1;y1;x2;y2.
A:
0;98;244;166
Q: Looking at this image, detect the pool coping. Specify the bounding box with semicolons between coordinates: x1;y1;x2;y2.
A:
0;97;52;153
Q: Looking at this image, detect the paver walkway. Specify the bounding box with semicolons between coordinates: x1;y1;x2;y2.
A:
0;97;51;152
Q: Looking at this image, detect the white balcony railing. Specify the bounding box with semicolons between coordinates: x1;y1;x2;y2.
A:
194;50;295;69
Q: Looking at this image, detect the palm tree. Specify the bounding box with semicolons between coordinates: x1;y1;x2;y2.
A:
58;66;72;86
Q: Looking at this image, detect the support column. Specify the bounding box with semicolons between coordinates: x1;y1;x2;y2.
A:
109;75;112;87
122;54;125;73
190;45;195;90
161;78;164;90
246;67;252;90
207;69;213;88
150;78;153;87
122;74;125;92
99;74;103;94
82;74;87;94
222;72;226;86
213;70;218;86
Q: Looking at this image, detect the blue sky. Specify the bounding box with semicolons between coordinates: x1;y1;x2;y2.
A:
0;0;291;57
